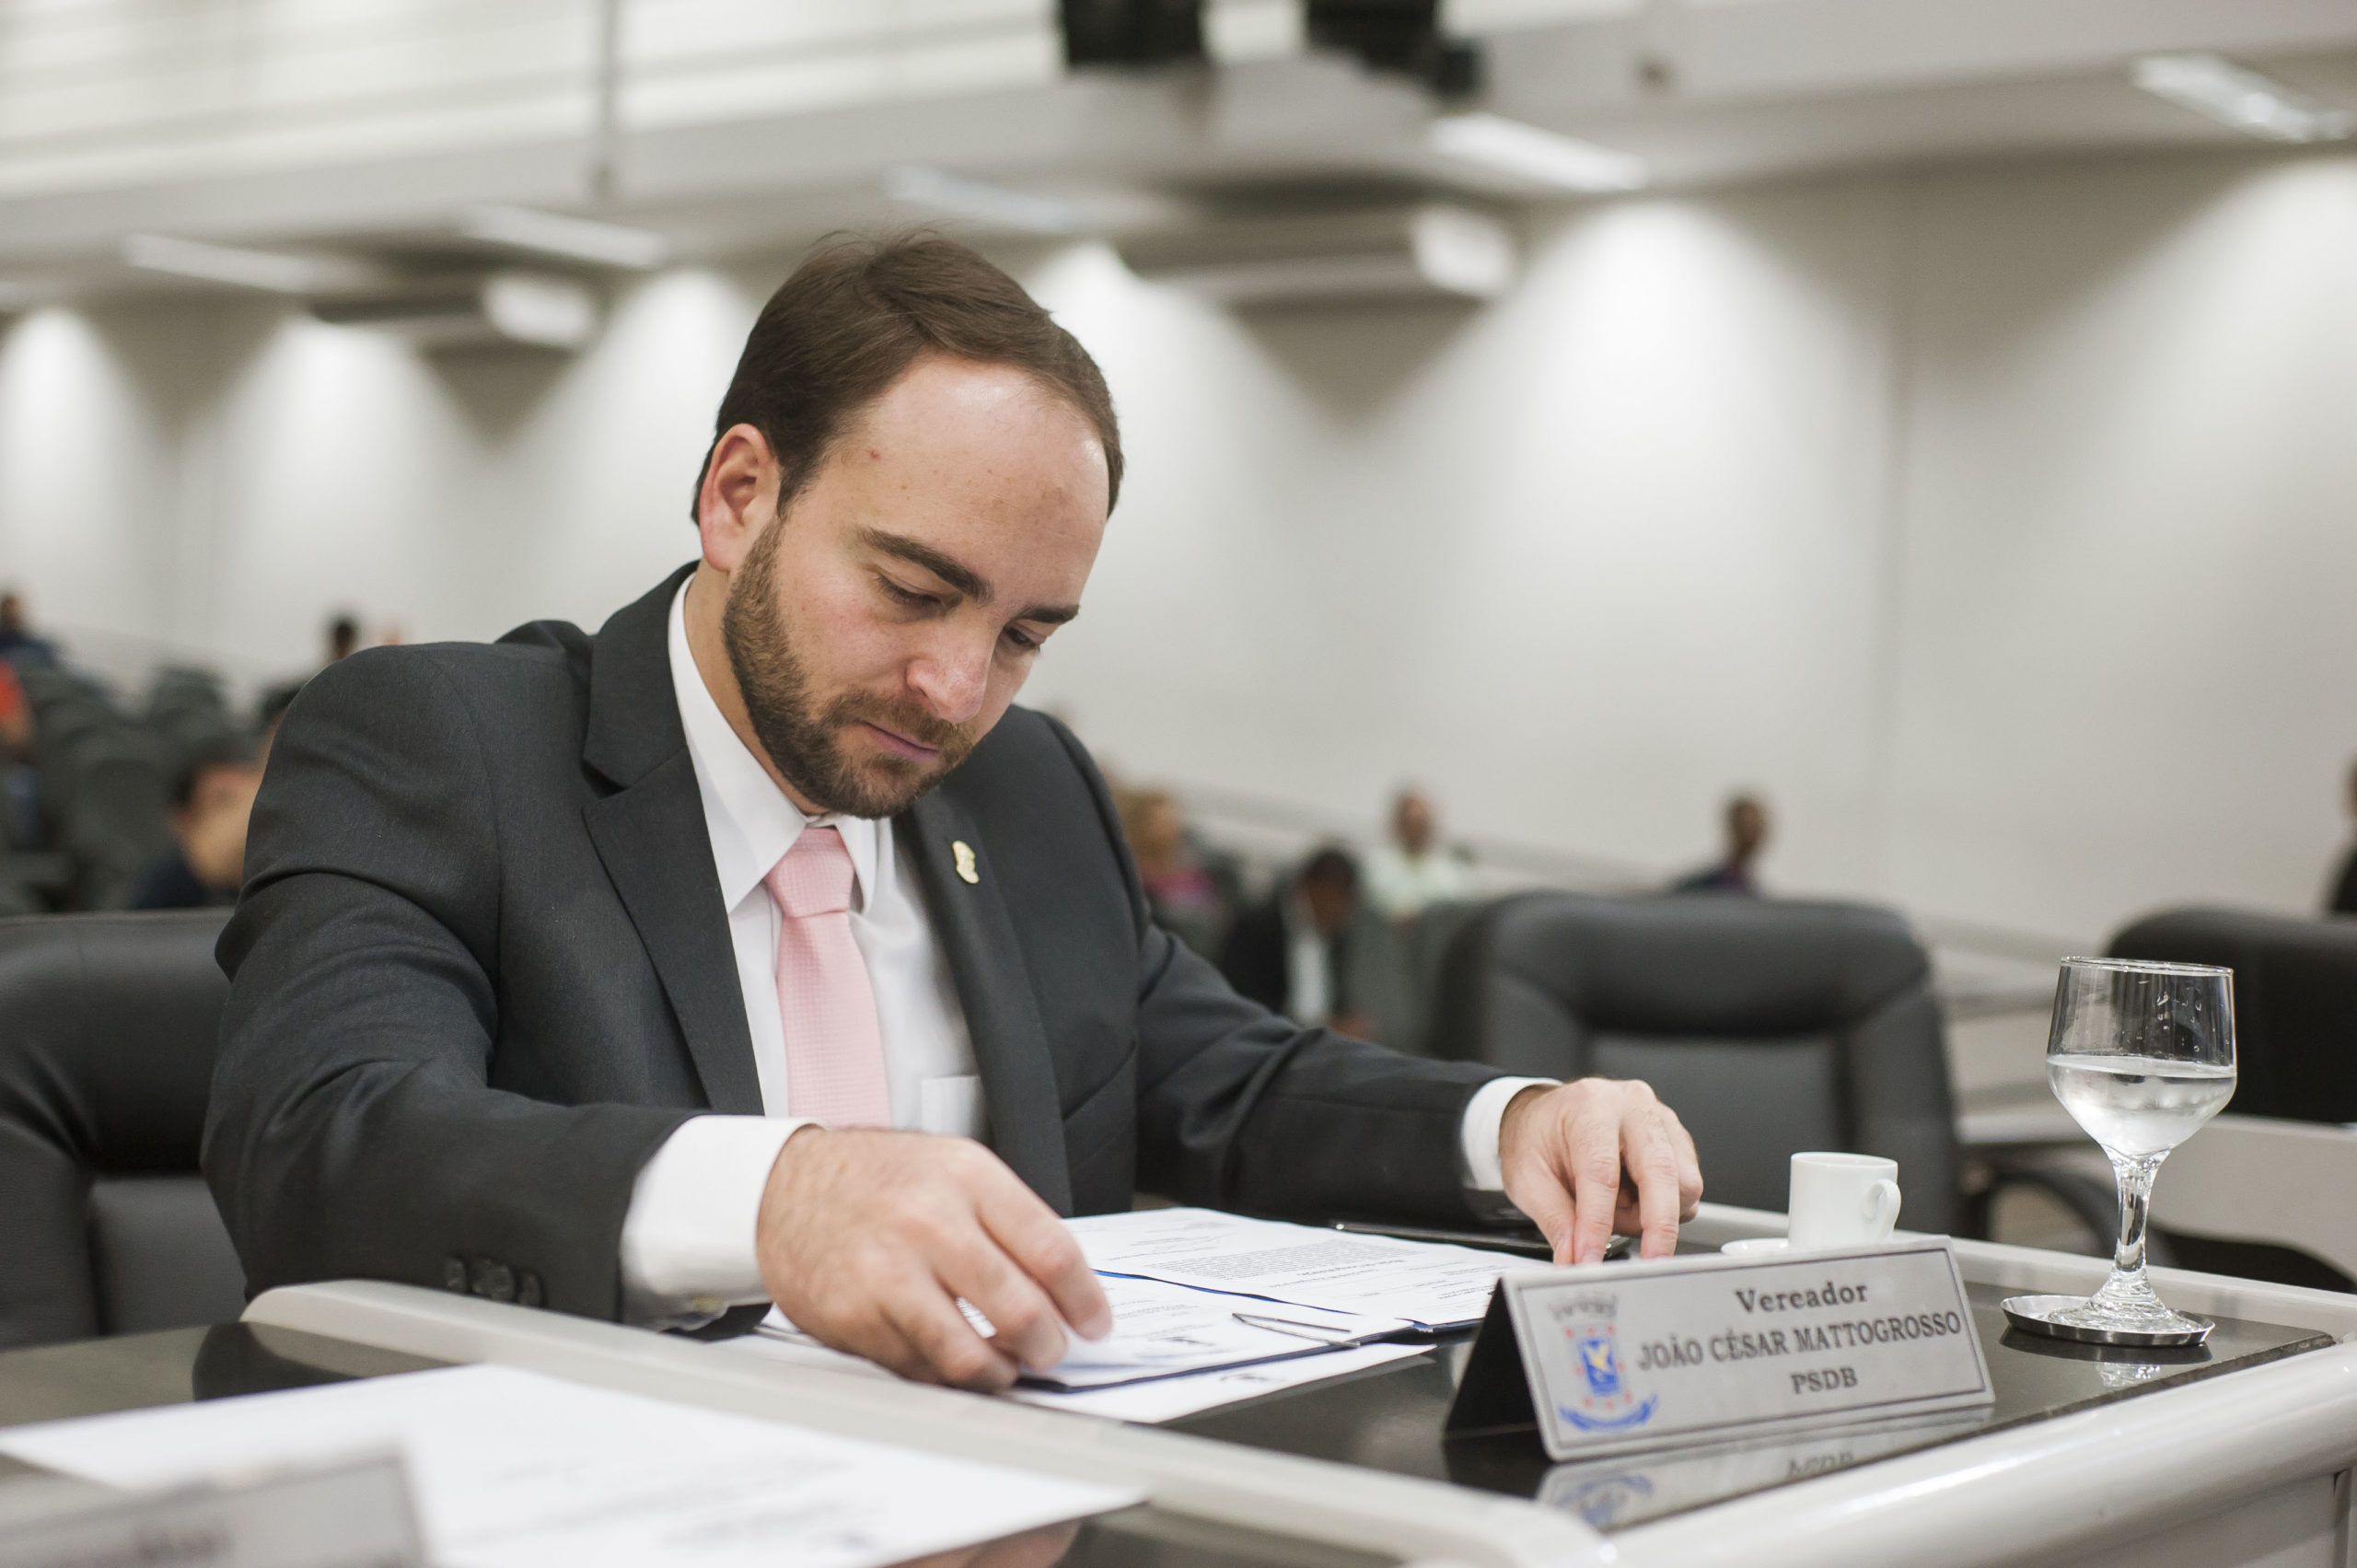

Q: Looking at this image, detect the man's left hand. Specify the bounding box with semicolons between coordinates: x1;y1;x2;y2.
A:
1498;1079;1702;1266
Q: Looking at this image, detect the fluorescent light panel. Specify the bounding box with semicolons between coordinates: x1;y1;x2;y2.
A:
122;234;331;293
1427;113;1648;192
2133;53;2353;143
481;273;600;349
459;205;668;269
884;167;1084;235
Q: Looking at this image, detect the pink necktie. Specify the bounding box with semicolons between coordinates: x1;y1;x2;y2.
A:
763;826;891;1127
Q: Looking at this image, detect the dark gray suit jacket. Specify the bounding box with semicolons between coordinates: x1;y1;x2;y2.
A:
204;567;1506;1321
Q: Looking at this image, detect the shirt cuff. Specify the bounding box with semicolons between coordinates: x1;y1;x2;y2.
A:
619;1115;811;1329
1458;1076;1560;1192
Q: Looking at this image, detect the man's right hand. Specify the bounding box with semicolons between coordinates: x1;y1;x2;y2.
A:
754;1127;1112;1392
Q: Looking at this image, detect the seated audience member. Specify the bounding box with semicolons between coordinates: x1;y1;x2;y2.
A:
130;736;262;910
326;613;361;664
2329;759;2357;916
1673;793;1771;895
0;590;59;668
0;661;34;847
208;235;1701;1393
1219;848;1375;1040
1118;787;1234;956
1364;787;1471;920
0;660;23;744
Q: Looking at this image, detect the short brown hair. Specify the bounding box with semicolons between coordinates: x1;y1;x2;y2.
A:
695;232;1122;521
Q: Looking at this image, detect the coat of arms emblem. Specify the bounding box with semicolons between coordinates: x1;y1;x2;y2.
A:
1551;1294;1659;1433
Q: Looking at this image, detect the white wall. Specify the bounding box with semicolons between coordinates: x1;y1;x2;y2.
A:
1887;153;2357;939
1020;149;2357;942
2;145;2352;944
1022;186;1904;903
0;268;761;686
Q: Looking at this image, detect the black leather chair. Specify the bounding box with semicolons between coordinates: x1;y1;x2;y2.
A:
2110;907;2357;1123
0;911;247;1349
2106;907;2357;1290
1431;892;1958;1232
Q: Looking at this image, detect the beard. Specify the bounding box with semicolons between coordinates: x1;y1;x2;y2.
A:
720;521;979;819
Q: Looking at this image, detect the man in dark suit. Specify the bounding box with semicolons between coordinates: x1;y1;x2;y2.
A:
207;235;1701;1392
1672;793;1771;895
128;736;261;911
1219;848;1374;1040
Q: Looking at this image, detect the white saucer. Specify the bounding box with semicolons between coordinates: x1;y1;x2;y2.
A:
1719;1237;1791;1256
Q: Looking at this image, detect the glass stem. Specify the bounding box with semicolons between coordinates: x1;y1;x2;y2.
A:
2103;1151;2165;1297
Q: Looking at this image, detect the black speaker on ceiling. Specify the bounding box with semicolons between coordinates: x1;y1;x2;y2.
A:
1306;0;1481;96
1059;0;1205;68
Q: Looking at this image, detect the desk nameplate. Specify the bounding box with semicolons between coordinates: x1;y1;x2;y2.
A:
0;1453;422;1568
1446;1238;1994;1460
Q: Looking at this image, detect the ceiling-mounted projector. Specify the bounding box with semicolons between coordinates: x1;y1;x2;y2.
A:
1060;0;1203;68
1115;203;1516;306
1307;0;1480;97
309;271;599;350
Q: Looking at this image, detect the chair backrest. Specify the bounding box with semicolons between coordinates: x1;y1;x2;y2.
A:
1433;892;1956;1230
15;666;92;709
2152;1114;2357;1287
145;668;227;724
2109;908;2357;1123
58;741;174;910
1357;899;1487;1058
0;910;245;1348
31;705;110;779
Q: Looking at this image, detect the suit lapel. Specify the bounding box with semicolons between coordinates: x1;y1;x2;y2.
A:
899;791;1074;1214
584;753;762;1115
580;565;761;1116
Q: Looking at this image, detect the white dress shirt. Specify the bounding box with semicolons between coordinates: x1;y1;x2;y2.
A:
1364;844;1475;920
1280;895;1334;1025
618;580;1547;1327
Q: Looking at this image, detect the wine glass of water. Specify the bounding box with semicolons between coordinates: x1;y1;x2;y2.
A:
2007;957;2235;1345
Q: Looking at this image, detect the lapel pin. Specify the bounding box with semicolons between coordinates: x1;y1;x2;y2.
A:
952;840;981;885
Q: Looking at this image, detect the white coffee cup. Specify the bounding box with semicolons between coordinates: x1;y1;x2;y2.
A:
1786;1152;1902;1250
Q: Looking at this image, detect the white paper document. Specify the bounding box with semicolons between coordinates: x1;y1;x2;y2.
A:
1018;1272;1410;1388
717;1312;1429;1423
748;1273;1411;1390
717;1271;1428;1420
1069;1208;1533;1329
1009;1342;1428;1423
0;1365;1138;1568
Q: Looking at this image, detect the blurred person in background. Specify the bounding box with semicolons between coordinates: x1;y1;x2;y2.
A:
1364;787;1471;920
0;590;59;668
129;735;261;910
0;660;35;847
1219;847;1376;1040
1673;793;1771;895
1118;786;1236;956
2328;759;2357;916
327;613;361;664
0;662;24;749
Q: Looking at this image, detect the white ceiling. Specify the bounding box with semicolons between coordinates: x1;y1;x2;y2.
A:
4;0;2356;296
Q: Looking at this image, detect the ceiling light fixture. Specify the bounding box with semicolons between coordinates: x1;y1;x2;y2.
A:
122;234;334;293
2132;53;2353;143
883;167;1085;235
459;205;669;269
1427;113;1648;192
